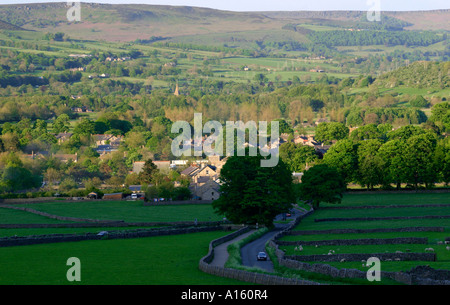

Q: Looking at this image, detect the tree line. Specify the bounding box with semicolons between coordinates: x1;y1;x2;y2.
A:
281;122;450;190
309;30;445;47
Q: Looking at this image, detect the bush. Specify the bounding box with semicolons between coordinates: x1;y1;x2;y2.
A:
68;189;88;197
410;95;430;108
59;178;78;193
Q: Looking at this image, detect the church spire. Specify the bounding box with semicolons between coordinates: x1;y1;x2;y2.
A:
174;82;179;96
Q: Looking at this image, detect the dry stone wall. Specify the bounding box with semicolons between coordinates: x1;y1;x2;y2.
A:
0;225;223;247
277;237;428;246
285;252;436;262
314;215;450;222
270;208;450;285
288;227;444;235
198;225;322;285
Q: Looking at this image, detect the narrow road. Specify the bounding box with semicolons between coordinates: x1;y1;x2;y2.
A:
209;229;256;267
208;208;309;270
240;208;306;272
240;228;282;272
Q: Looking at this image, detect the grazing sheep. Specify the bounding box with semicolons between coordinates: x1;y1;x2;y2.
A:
425;248;435;252
340;258;346;263
395;251;403;254
437;241;443;245
294;245;303;252
395;258;401;261
445;241;450;245
446;246;450;251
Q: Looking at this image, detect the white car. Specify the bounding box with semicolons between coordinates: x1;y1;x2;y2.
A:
257;252;267;261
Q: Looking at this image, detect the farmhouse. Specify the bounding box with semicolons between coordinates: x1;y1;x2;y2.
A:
55;132;73;144
71;106;93;113
180;158;227;201
192;179;221;201
93;134;123;146
191;164;218;186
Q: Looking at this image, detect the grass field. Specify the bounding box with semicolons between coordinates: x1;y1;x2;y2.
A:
0;207;73;225
1;193;450;284
0;231;249;285
0;201;225;238
13;201;223;223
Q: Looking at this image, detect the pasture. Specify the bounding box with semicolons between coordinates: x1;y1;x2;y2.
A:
277;192;450;276
12;200;222;223
0;200;224;237
0;231;248;285
1;193;449;284
0;200;246;285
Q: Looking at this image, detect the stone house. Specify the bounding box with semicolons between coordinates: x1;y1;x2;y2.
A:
181;164;218;186
55;132;73;144
192;179;221;201
93;134;123;146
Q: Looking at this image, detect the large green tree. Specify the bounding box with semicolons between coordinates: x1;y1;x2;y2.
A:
377;139;407;189
138;159;159;185
0;166;41;192
387;125;425;141
279;142;318;172
429;102;450;133
212;154;295;227
322;139;359;183
356;139;384;190
73;118;95;136
314;122;349;144
436;138;450;185
350;124;385;141
52;114;71;134
403;133;438;189
298;164;346;209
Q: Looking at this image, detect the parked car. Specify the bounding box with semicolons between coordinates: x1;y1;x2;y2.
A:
257;252;267;261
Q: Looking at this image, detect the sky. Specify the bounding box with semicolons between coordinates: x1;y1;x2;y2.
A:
0;0;449;12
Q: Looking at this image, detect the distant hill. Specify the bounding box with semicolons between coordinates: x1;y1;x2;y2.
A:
0;2;447;43
263;10;450;31
0;2;279;42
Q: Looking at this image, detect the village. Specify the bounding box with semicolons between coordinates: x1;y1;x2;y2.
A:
22;122;335;202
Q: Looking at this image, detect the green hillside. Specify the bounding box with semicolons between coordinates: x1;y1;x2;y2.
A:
0;19;27;31
374;61;450;89
0;3;448;46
